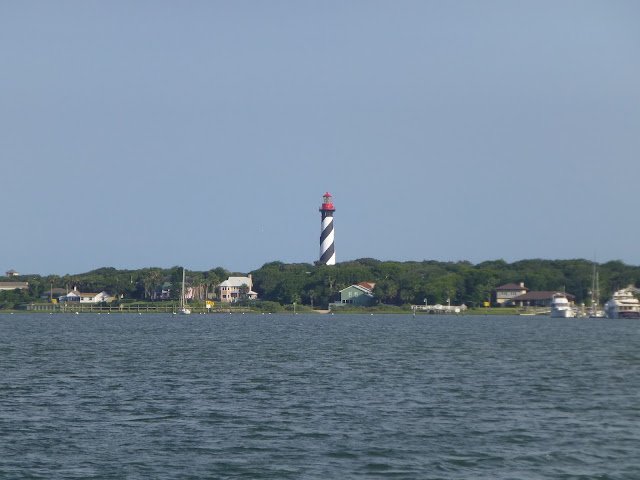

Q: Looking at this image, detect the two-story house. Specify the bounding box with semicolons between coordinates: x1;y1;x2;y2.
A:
219;275;258;303
338;281;376;307
492;282;528;306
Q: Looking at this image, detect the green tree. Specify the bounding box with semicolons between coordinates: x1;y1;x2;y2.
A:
238;283;250;300
169;267;183;301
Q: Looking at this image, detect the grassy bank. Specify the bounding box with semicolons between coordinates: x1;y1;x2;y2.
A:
2;302;526;316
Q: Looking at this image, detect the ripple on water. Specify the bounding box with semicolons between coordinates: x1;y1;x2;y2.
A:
1;313;639;479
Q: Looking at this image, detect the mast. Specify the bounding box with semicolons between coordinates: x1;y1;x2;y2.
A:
591;262;601;314
181;268;186;308
595;268;600;311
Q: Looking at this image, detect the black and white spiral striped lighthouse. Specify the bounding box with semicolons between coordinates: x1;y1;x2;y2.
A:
319;192;336;265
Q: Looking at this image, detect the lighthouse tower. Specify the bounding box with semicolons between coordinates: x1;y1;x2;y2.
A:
319;192;336;265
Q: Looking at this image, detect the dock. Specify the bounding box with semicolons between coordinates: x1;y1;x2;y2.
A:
411;304;467;315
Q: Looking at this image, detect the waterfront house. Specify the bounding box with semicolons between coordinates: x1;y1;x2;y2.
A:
338;281;376;307
219;275;258;303
510;291;575;308
492;282;528;305
40;287;68;301
59;287;112;304
151;281;194;301
0;281;29;291
153;282;172;300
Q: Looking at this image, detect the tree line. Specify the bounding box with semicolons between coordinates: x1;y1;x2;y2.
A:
2;258;640;310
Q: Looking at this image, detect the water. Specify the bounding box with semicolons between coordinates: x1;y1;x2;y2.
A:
1;313;639;479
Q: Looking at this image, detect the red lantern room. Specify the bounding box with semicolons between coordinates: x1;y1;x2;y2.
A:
320;192;335;212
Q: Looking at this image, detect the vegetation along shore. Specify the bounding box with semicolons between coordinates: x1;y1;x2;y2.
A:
2;258;639;313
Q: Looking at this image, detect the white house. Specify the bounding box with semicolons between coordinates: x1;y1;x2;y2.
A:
219;275;258;303
60;287;112;304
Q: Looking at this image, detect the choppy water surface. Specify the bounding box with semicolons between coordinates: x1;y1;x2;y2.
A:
1;313;639;479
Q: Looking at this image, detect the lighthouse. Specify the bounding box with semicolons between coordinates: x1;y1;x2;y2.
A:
319;192;336;265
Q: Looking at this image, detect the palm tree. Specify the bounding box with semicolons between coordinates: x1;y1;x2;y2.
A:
238;283;250;300
190;271;205;300
205;271;220;300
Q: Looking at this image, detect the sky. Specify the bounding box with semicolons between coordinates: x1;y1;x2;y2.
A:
2;1;639;276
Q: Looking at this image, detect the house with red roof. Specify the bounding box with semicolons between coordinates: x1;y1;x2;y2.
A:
338;281;376;307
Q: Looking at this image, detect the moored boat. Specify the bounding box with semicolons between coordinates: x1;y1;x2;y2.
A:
604;287;640;319
550;293;574;318
589;263;604;317
179;268;191;315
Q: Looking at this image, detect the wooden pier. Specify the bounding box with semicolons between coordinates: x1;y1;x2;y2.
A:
19;303;252;314
411;304;467;315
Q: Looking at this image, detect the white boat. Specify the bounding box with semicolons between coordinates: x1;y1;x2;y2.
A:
179;268;191;315
550;293;574;318
604;287;640;319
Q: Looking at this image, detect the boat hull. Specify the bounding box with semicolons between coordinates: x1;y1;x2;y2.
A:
603;288;640;319
605;310;640;319
550;309;574;318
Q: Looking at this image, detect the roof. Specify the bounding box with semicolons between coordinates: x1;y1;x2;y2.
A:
219;276;252;287
512;291;575;301
0;281;29;289
356;281;376;291
45;288;68;295
494;283;528;291
62;290;108;297
340;282;375;296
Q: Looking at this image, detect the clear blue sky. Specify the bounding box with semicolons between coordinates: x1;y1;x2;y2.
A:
2;1;639;276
